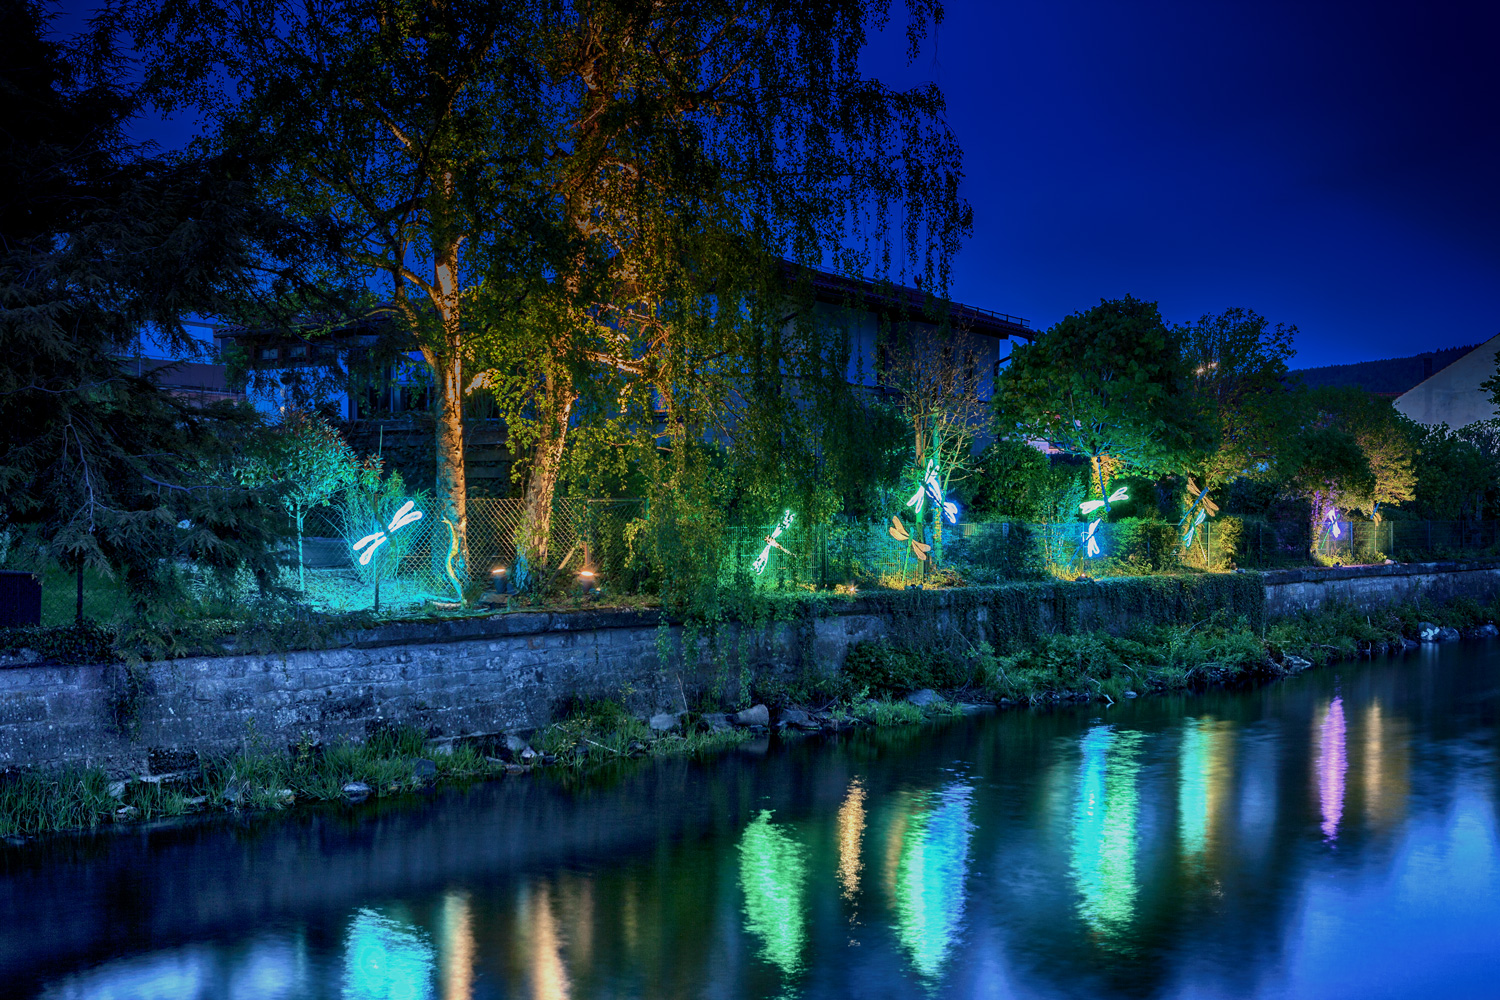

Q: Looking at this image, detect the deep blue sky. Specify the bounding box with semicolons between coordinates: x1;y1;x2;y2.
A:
863;0;1499;367
49;0;1499;369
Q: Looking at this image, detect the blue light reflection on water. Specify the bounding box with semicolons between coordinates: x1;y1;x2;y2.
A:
15;642;1500;999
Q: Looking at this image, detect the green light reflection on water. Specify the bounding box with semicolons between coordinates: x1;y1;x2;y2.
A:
893;782;975;983
1070;725;1144;946
343;907;436;1000
1179;718;1210;859
738;809;809;975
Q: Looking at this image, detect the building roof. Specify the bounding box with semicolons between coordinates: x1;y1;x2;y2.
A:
216;264;1033;348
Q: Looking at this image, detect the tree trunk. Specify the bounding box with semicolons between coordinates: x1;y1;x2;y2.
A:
295;508;305;591
433;242;470;588
518;367;576;572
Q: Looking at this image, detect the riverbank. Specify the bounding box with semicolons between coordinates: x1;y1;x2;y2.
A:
4;588;1498;841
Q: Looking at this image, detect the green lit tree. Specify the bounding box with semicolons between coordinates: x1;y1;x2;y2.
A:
1177;307;1297;491
993;296;1196;511
239;411;356;590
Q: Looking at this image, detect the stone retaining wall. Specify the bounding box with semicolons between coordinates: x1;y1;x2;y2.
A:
3;562;1498;773
1260;560;1500;616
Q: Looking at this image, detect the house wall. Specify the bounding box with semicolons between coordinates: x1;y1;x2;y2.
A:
1393;332;1500;427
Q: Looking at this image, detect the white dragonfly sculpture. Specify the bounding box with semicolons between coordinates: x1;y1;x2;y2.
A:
752;510;796;575
1322;506;1343;540
1180;477;1219;549
352;500;424;567
906;458;959;525
888;515;933;562
1078;486;1128;559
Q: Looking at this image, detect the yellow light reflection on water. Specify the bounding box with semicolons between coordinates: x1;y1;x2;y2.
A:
343;908;436;1000
892;783;974;983
1070;725;1144;946
520;883;571;1000
738;810;808;974
838;779;867;901
439;893;473;1000
1363;701;1409;830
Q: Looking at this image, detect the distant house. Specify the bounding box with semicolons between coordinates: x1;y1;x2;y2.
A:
121;354;244;406
215;269;1034;487
1290;344;1477;398
1392;333;1500;428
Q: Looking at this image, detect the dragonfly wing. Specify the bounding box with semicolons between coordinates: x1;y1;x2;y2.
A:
1109;486;1129;503
1079;500;1104;516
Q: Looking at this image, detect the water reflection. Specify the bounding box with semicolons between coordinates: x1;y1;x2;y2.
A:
13;643;1500;1000
837;778;866;901
1178;717;1235;867
1071;725;1144;946
519;884;571;1000
344;908;435;1000
439;893;473;1000
1316;696;1349;843
891;783;974;983
737;810;808;975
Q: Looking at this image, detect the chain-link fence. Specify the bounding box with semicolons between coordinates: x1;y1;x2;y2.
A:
304;498;647;599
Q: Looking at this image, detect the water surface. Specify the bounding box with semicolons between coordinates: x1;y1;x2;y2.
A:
5;641;1499;998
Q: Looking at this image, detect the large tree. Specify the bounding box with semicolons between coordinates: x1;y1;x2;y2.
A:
993;296;1196;510
107;0;558;583
1177;307;1297;492
470;0;973;566
1;0;296;609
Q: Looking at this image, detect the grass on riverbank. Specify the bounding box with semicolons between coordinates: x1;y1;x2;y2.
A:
4;592;1497;840
837;593;1500;708
0;709;755;840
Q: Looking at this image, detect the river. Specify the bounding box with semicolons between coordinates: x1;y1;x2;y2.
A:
4;640;1498;998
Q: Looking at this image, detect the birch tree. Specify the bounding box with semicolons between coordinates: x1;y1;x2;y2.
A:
108;0;556;583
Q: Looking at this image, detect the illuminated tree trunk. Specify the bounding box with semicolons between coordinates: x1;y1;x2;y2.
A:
518;366;575;572
432;240;469;586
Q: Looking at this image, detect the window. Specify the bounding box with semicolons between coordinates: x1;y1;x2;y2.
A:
259;347;279;361
288;344;308;359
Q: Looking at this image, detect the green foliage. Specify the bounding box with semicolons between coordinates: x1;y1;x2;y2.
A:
1408;420;1496;520
334;457;430;589
967;440;1051;520
237;410;355;589
994;296;1200;492
0;620;116;664
0;2;324;612
840;641;972;698
1177;307;1297;489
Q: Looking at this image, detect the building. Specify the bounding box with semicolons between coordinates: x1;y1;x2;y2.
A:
1392;333;1500;428
215;268;1034;488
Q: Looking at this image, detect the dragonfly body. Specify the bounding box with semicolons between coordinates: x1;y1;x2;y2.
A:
752;510;796;575
353;500;424;567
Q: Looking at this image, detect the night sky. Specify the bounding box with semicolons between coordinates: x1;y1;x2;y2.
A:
48;0;1500;369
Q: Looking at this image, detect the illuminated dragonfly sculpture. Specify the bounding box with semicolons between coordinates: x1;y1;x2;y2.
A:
1179;477;1219;549
1077;486;1128;559
888;515;932;562
751;510;796;575
352;500;424;567
1321;506;1343;540
906;458;959;524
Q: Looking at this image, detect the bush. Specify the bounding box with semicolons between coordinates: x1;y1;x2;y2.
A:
841;640;972;697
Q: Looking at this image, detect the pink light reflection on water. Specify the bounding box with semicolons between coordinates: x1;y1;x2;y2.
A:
1318;696;1348;843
